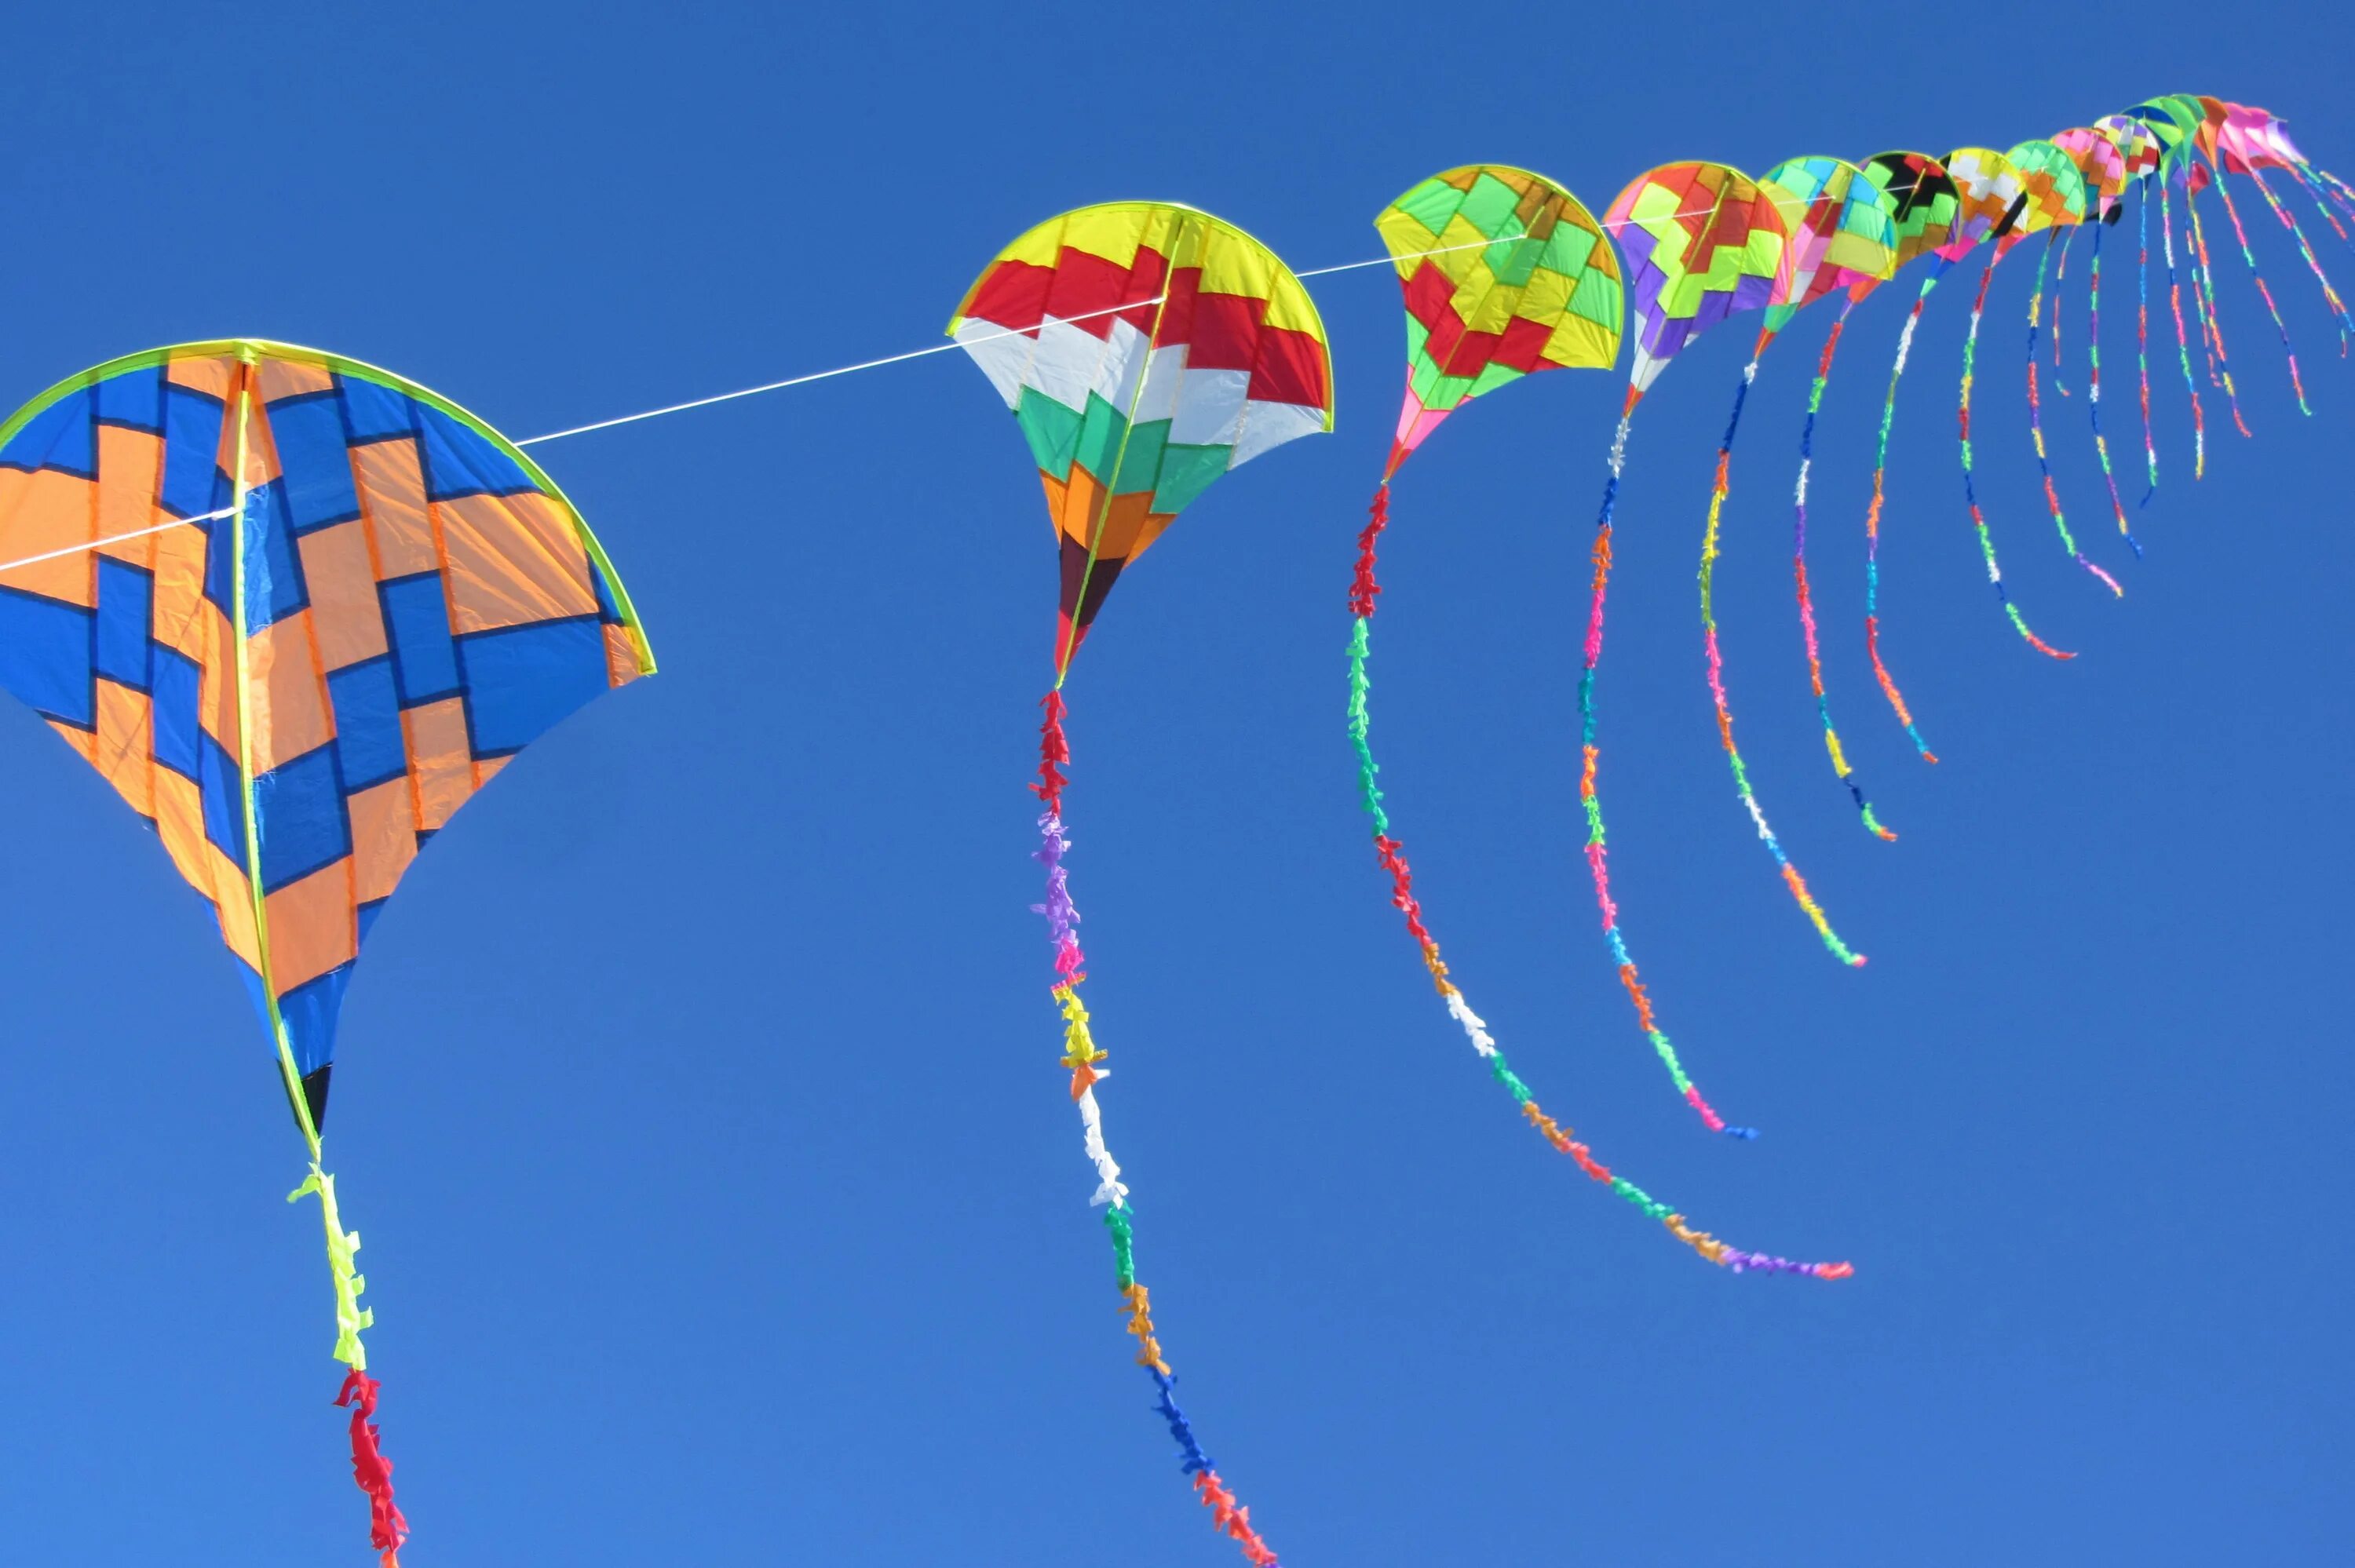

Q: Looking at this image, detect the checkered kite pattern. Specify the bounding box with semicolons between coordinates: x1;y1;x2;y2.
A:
2096;117;2165;182
2054;128;2131;221
948;202;1334;668
1760;155;1898;331
1936;148;2032;263
1862;151;1962;278
2006;140;2092;239
1604;162;1790;392
1373;164;1623;472
0;341;652;1129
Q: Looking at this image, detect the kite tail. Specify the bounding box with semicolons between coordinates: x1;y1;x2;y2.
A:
2026;232;2126;593
335;1371;410;1568
2208;161;2313;412
2309;164;2355;228
2244;162;2352;356
1793;301;1894;839
2051;224;2078;396
2083;222;2143;560
2289;162;2355;253
1350;478;1862;1268
1354;480;1743;1135
2136;180;2160;503
2185;181;2255;436
1034;704;1277;1567
2159;183;2209;476
1960;248;2075;660
287;1166;407;1566
1701;347;1865;965
1864;279;1941;762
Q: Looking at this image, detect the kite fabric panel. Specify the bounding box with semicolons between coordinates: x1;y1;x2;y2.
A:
1372;163;1623;472
0;341;653;1129
2005;140;2092;239
947;202;1334;668
1604;162;1789;392
1937;148;2031;261
1759;156;1897;332
2053;128;2131;221
1863;151;1962;279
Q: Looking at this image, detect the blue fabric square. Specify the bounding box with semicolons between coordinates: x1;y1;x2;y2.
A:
238;480;309;631
95;366;165;433
0;588;95;727
417;403;532;500
337;375;418;443
199;731;246;865
458;618;608;755
161;385;228;520
380;574;462;704
277;962;354;1076
151;645;203;781
326;656;407;791
1;388;95;477
95;559;153;691
268;396;363;534
254;743;350;892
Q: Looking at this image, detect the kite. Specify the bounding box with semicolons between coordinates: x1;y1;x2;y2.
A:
1748;156;1901;842
2173;94;2318;411
950;199;1334;1566
2201;96;2353;363
1352;162;1850;1267
0;339;655;1564
1951;141;2090;650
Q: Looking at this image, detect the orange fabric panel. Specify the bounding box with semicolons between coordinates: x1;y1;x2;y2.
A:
195;618;241;753
247;608;334;774
1040;468;1173;562
261;858;359;993
93;678;155;819
236;380;281;487
434;490;599;633
604;622;643;687
403;697;474;832
0;469;98;607
295;521;389;672
473;753;509;789
347;775;418;907
148;520;214;660
47;718;97;763
256;359;334;404
211;852;263;972
152;766;211;893
352;436;438;579
165;355;236;399
95;427;164;562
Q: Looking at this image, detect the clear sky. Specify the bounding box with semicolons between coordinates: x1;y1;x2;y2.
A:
0;4;2347;1564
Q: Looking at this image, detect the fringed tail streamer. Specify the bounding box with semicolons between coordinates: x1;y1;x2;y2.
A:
1864;278;1942;761
2025;232;2129;592
1958;245;2076;659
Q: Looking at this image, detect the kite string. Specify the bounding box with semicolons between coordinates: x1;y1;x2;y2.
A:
1863;275;1941;762
1030;701;1280;1568
1958;245;2074;660
1791;297;1895;840
1699;341;1867;965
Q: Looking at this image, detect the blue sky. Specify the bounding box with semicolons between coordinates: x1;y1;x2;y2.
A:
0;3;2347;1563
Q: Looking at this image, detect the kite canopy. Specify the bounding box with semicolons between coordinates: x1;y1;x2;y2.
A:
1860;151;1962;279
2095;115;2164;184
1935;148;2029;263
1604;162;1790;393
2127;97;2210;188
2052;127;2130;221
1373;164;1622;474
2216;102;2308;173
948;202;1333;667
2004;140;2091;241
0;341;652;1130
1759;155;1897;332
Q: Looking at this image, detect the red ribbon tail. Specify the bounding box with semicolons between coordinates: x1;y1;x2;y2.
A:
334;1368;411;1559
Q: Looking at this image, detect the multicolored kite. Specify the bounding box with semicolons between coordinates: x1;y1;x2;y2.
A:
1350;163;1845;1274
0;339;654;1564
951;199;1334;1567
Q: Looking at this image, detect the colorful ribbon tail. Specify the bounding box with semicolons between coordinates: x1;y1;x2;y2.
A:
334;1367;410;1566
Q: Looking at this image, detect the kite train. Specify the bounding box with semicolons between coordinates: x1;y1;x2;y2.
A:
0;86;2344;1568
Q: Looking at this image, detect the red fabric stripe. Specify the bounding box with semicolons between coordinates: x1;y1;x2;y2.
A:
961;259;1054;334
1251;323;1329;409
